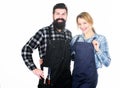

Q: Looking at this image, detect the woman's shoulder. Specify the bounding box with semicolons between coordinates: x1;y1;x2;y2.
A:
95;33;106;38
95;33;107;41
70;34;82;46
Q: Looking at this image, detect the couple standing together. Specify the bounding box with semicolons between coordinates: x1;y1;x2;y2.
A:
21;3;111;88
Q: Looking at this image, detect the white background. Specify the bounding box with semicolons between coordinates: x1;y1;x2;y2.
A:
0;0;119;88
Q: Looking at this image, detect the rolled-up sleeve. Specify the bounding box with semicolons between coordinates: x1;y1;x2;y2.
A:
96;36;111;67
21;31;42;70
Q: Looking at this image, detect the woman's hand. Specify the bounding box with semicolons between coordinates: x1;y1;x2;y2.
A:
92;40;100;52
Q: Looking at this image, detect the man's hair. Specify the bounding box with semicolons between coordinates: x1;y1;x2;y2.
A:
53;3;68;14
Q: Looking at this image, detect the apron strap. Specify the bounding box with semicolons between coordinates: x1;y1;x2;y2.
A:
73;36;80;46
48;24;52;40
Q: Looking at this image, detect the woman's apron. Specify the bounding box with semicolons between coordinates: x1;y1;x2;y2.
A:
72;40;98;88
38;29;72;88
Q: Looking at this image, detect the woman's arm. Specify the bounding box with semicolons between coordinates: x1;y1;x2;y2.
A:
93;36;111;67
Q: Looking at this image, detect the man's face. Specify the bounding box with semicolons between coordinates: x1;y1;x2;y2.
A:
53;8;67;21
53;9;67;30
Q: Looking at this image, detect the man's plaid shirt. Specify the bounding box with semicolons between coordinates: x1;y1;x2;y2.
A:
21;25;72;70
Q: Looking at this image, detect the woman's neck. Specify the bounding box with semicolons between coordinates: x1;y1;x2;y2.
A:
84;30;95;39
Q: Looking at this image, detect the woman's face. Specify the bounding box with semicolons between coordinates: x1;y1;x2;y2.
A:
77;18;92;34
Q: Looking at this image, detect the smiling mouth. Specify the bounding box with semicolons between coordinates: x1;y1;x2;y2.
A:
57;20;63;22
81;28;87;32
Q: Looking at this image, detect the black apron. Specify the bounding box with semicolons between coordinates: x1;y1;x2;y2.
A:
72;40;98;88
38;29;72;88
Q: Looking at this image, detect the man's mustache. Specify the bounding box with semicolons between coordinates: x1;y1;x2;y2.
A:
55;18;65;22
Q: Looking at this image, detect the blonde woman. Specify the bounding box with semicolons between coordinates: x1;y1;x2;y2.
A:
71;12;111;88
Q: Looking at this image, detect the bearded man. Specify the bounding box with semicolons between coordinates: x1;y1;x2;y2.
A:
21;3;72;88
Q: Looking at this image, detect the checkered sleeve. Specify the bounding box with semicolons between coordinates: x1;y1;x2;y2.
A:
21;30;42;70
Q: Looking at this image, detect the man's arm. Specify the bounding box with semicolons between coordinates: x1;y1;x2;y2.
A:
21;30;44;79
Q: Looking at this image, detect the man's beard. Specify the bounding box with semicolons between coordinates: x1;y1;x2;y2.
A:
53;18;66;31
